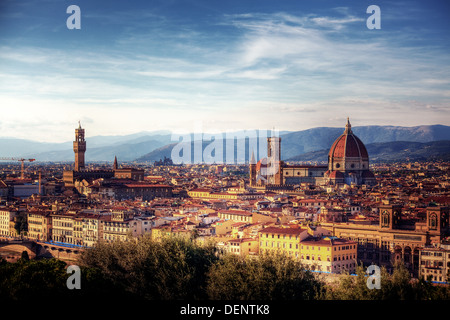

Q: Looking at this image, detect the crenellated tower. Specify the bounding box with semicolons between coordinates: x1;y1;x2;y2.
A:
73;121;86;171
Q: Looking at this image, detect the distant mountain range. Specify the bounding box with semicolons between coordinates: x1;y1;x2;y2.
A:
287;140;450;163
137;125;450;163
0;131;173;162
1;125;450;163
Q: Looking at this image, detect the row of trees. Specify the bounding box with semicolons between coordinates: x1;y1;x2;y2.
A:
1;235;449;301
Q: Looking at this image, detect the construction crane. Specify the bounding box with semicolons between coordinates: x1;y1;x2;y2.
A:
0;157;36;179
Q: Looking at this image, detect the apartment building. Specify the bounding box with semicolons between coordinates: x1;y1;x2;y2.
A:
78;213;102;247
419;244;450;283
259;226;309;259
27;210;52;241
51;212;76;244
300;236;358;274
0;207;17;237
51;211;103;247
224;238;259;257
258;225;357;274
218;210;253;223
101;211;133;243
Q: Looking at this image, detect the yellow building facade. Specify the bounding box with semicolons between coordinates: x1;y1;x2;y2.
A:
300;237;358;274
0;208;17;237
151;225;192;242
258;226;309;259
51;213;76;244
27;211;52;242
258;226;357;274
218;210;253;223
225;238;259;257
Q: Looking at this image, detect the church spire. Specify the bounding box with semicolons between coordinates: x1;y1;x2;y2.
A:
113;156;118;170
250;149;256;165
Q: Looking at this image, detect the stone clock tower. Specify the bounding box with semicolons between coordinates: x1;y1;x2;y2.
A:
73;121;86;171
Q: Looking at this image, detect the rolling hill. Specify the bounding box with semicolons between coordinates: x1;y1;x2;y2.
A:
1;125;450;163
287;140;450;163
137;125;450;163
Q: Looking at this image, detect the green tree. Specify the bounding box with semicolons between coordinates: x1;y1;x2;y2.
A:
322;264;382;300
323;262;450;300
206;252;324;300
0;258;68;300
79;235;218;300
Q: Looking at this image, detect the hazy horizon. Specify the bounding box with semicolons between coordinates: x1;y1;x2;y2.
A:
0;122;449;144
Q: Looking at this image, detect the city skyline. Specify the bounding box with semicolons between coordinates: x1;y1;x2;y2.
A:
1;0;449;142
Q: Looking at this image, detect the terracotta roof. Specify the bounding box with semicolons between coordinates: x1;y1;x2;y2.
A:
219;210;252;216
301;236;357;246
124;184;171;188
326;170;345;179
328;133;369;159
328;120;369;159
259;226;306;235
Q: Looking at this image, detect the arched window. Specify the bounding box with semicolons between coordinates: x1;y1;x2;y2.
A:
381;211;390;228
429;213;438;230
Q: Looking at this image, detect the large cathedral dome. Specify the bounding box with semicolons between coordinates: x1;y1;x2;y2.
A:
328;118;369;161
325;118;375;185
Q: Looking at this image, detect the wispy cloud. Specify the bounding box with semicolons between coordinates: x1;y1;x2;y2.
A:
0;3;449;141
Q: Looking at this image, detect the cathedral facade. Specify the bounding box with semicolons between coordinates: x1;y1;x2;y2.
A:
249;118;375;188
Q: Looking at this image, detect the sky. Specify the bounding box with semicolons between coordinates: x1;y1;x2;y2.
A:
0;0;449;142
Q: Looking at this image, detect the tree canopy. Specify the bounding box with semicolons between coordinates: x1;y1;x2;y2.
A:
0;236;449;301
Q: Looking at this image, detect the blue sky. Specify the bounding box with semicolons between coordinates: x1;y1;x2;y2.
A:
0;0;449;142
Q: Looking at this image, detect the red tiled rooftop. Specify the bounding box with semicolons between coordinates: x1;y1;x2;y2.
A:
259;226;306;235
124;184;172;188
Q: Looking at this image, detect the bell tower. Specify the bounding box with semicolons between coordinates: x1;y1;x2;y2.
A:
73;121;86;171
267;135;282;184
379;204;402;230
249;150;256;186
